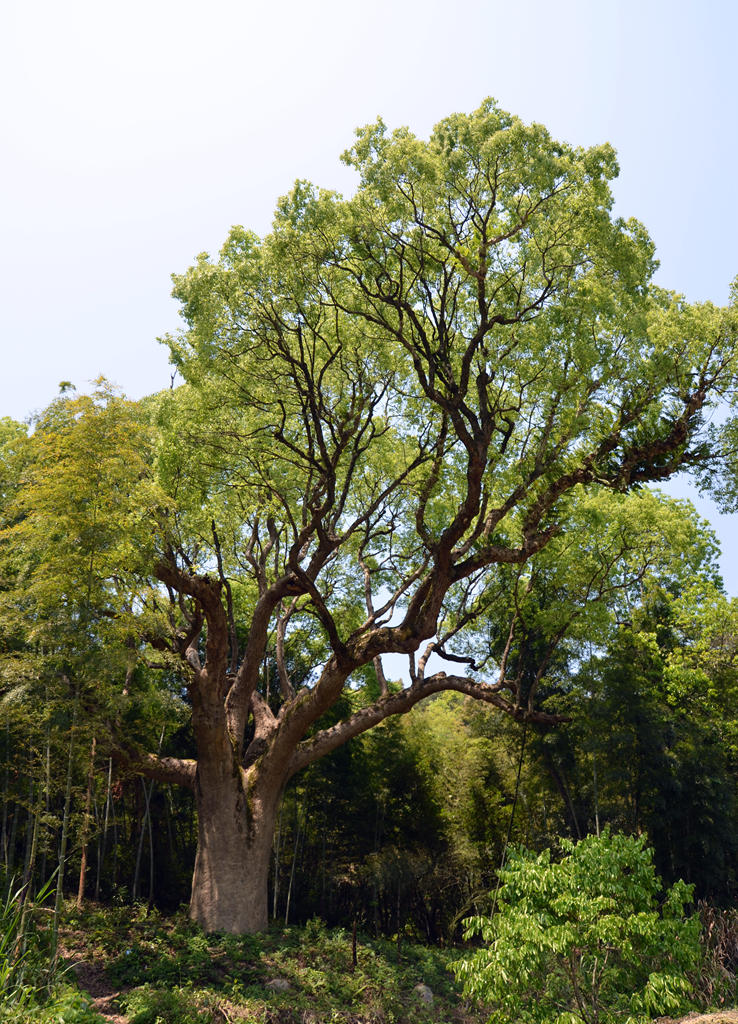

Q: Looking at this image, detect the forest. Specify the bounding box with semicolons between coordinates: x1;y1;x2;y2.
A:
1;100;738;1023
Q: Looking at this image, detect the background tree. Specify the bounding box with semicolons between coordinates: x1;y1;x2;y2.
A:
545;576;738;904
0;384;187;923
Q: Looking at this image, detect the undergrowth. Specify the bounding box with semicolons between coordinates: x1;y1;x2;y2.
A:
4;895;733;1024
0;873;104;1023
60;904;470;1023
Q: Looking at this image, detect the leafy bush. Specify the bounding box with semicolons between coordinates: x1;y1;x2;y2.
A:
454;831;701;1024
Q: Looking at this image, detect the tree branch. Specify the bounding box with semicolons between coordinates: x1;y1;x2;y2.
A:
288;672;563;776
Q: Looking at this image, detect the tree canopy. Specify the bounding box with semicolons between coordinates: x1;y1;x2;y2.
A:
161;99;737;728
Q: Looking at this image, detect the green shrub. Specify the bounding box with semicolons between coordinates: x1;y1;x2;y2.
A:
454;831;701;1024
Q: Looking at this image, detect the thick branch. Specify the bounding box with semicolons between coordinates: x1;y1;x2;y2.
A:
288;672;563;776
155;555;229;693
115;749;196;790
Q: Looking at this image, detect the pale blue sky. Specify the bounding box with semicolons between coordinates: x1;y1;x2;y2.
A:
1;0;736;586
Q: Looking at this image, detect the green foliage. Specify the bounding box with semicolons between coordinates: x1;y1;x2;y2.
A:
0;380;176;746
61;905;465;1024
160;96;738;740
31;988;106;1023
0;877;104;1023
0;383;192;929
542;560;738;904
123;985;211;1024
664;581;738;753
4;380;157;617
455;832;701;1024
0;875;57;1009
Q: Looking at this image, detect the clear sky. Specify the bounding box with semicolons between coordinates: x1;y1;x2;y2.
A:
2;0;736;587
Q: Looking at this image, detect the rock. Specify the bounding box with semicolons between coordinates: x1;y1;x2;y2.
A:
414;983;434;1005
673;1016;738;1024
265;977;291;992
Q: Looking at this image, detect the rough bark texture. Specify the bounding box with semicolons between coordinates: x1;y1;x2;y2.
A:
189;768;278;933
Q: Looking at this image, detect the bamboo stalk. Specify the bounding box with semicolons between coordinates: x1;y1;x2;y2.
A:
76;734;97;908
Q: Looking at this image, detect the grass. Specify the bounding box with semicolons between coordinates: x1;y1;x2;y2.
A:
0;874;82;1022
59;903;478;1023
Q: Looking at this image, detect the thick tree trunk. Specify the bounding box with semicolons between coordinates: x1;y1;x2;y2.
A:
189;743;281;933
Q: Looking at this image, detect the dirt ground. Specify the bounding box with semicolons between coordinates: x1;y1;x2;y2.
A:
69;956;128;1024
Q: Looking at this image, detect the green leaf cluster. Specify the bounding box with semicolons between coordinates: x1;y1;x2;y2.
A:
454;831;701;1024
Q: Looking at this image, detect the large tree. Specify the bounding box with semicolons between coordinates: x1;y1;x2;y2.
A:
132;100;736;932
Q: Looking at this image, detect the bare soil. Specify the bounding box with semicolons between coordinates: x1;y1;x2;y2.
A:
68;955;129;1024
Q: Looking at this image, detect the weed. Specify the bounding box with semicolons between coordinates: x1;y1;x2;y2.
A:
0;985;105;1024
123;984;211;1024
0;873;59;1011
698;901;738;1008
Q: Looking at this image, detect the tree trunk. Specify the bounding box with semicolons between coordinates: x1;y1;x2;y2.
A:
132;778;149;902
1;720;9;873
189;760;280;934
52;695;78;968
77;735;96;908
95;757;113;901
